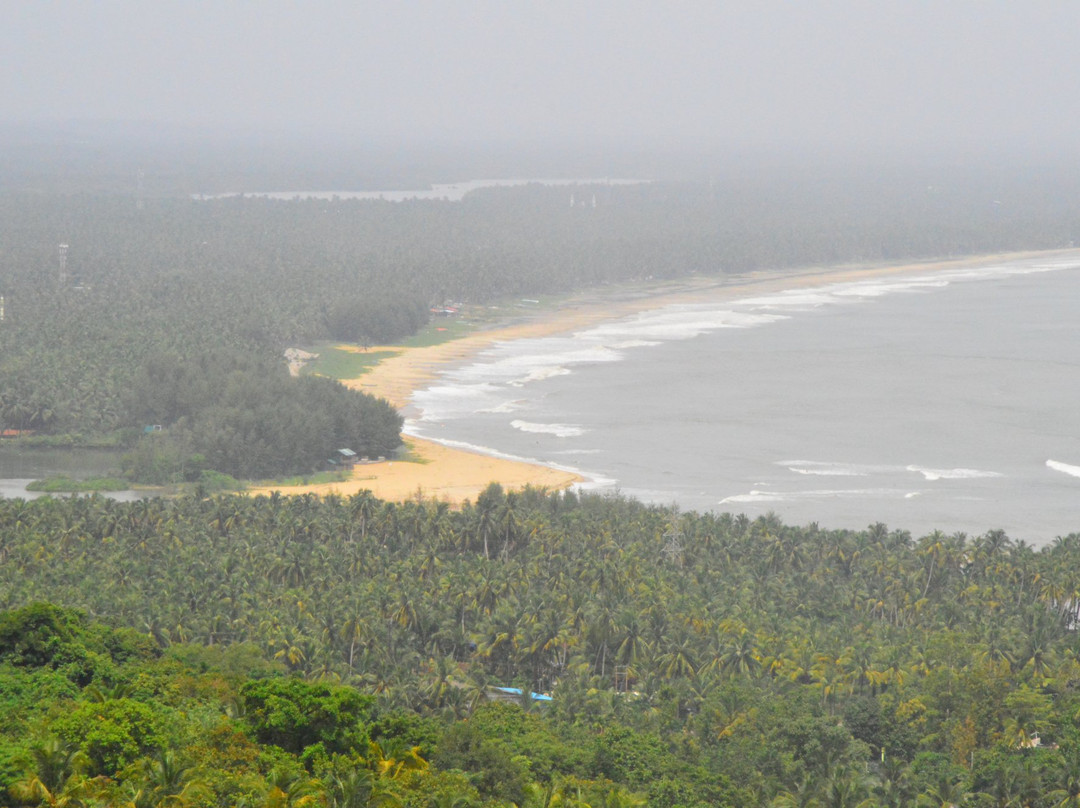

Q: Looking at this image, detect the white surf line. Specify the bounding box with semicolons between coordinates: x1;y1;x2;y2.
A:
510;420;586;438
401;425;611;488
1047;459;1080;479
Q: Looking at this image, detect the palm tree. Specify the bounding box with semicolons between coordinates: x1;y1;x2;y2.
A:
654;625;697;678
8;736;94;808
613;609;651;671
818;764;875;808
1048;745;1080;808
770;773;822;808
324;767;401;808
474;483;505;560
917;770;971;808
260;766;324;808
717;624;761;679
462;667;492;716
418;655;457;710
8;773;96;808
366;741;428;781
135;751;210;808
874;757;916;808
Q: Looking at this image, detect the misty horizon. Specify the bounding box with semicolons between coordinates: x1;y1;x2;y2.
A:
3;2;1080;169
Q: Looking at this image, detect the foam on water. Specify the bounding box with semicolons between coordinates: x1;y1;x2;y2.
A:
418;381;503;398
510;420;586;438
609;339;663;349
467;343;622;375
479;400;524;414
414;255;1079;427
780;460;1003;481
831;277;951;298
721;488;920;504
402;431;607;489
581;309;788;342
410;337;637;424
739;291;841;310
572;473;620;493
779;460;872;476
1047;459;1080;478
509;366;572;386
907;465;1004;481
411;382;508;421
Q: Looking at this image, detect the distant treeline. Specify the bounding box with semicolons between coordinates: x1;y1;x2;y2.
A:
1;167;1078;477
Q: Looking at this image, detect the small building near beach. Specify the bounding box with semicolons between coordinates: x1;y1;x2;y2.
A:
333;448;358;469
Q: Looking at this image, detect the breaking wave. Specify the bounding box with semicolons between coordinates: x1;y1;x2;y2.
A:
1047;459;1080;479
510;420;586;438
906;465;1004;481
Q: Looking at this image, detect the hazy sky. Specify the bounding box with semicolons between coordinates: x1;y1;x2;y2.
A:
4;1;1080;157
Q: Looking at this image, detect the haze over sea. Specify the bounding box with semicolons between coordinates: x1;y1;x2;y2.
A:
409;253;1080;545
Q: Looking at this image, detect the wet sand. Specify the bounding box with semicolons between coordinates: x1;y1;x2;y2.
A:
250;249;1071;505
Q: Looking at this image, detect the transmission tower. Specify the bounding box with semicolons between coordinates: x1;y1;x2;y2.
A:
661;524;684;567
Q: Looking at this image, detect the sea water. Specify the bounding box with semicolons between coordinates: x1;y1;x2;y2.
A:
408;253;1080;544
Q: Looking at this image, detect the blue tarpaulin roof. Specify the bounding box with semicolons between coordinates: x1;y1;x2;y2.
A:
491;686;553;702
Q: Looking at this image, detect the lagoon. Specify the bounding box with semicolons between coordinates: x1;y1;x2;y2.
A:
0;447;147;502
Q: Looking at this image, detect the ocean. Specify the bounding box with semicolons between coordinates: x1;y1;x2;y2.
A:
407;253;1080;544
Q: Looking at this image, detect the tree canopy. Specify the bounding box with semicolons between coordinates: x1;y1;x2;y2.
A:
0;489;1079;805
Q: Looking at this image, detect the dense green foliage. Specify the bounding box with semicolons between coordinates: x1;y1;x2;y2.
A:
1;489;1079;805
120;357;402;480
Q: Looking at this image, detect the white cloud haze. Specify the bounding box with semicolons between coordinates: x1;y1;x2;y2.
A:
3;1;1079;159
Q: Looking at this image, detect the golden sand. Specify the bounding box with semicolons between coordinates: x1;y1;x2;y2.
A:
246;436;582;502
250;249;1072;505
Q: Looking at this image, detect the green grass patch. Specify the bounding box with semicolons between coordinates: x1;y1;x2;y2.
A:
195;469;244;492
303;345;400;380
15;432;130;449
25;475;129;493
396;316;477;348
258;469;352;487
395;441;431;464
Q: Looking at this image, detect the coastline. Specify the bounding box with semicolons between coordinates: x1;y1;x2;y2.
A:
249;248;1075;505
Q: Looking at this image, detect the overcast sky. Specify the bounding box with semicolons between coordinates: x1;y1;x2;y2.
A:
3;1;1079;158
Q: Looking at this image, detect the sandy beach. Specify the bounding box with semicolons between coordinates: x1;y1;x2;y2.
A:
250;249;1072;505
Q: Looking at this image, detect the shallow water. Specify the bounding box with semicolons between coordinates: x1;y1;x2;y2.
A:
0;478;148;502
408;253;1080;544
0;447;148;502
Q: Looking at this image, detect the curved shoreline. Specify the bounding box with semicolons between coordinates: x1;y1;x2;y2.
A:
250;248;1077;504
